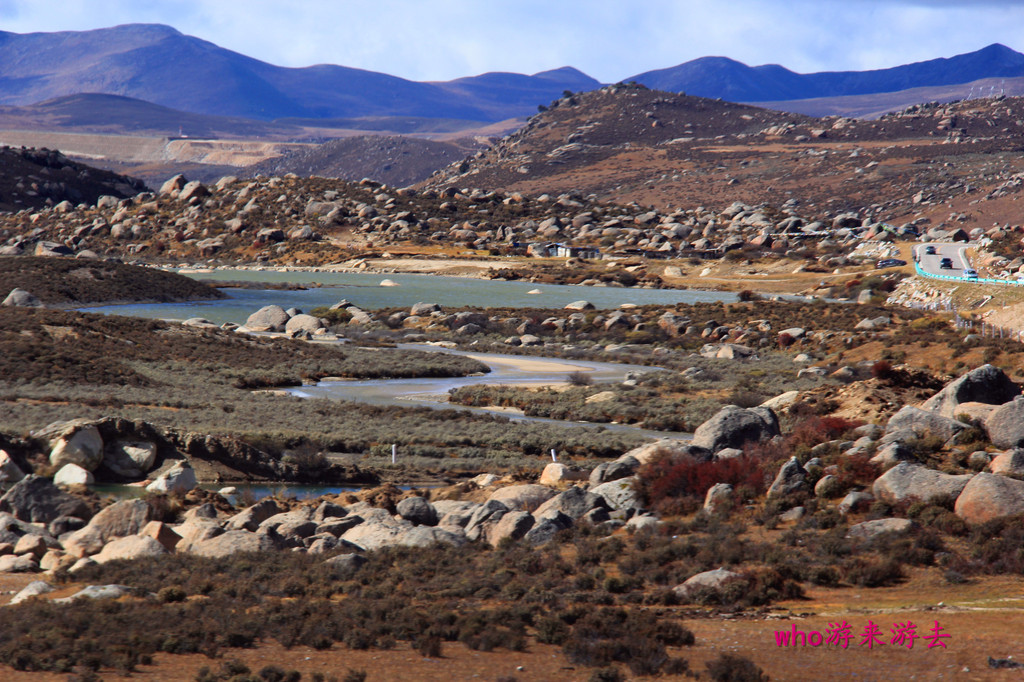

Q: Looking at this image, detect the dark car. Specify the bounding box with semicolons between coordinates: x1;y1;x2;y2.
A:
877;259;907;268
924;245;937;255
940;257;953;269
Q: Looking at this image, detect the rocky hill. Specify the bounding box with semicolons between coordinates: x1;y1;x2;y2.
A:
424;84;1024;231
0;256;224;306
250;135;480;187
0;146;146;213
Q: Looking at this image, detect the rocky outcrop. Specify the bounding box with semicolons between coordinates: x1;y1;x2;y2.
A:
846;518;916;542
63;499;153;558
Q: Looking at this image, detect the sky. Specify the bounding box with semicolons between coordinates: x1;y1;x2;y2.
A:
1;0;1023;82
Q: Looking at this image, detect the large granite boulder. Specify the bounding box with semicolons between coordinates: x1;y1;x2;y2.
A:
487;511;534;546
244;305;291;332
486;484;557;512
767;457;807;498
533;486;606;521
691;405;779;454
985;399;1024;449
146;462;197;494
590;476;643;512
872;462;973;505
93;535;167;564
102;441;157;479
0;450;25;487
673;568;745;601
190;530;278;558
49;425;104;472
2;288;42;307
922;364;1020;419
395;497;438;526
224;499;282;532
846;518;916;542
0;475;92;524
63;499;153;558
885;406;968;442
284;314;324;335
954;472;1024;524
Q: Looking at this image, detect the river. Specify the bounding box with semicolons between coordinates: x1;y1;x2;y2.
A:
80;269;736;325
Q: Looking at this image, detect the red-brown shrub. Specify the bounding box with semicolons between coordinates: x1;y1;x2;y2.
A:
871;360;895;381
636;454;768;510
788;416;863;450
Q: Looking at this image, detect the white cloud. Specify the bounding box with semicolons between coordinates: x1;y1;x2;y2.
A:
0;0;1022;82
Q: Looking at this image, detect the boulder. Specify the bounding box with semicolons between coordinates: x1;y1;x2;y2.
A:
324;553;368;577
49;425;104;471
885;406;968;442
673;568;744;601
285;314;325;335
93;535;168;564
146;462;197;494
486;484;557;512
63;499;153;558
989;448;1024;476
704;483;734;514
53;463;94;487
224;499;282;532
0;555;37;573
954;472;1024;524
621;439;700;466
341;518;411;551
590;476;643;512
159;174;188;195
691;405;780;454
872;462;973;505
0;450;25;487
921;364;1020;419
985;399;1024;449
396;497;438;526
14;534;48;558
846;518;916;542
190;530;278;558
564;300;595;311
102;441;158;479
534;486;606;521
54;584;134;602
10;580;55;604
538;463;586;487
837;491;873;515
767;457;807;498
140;521;182;552
523;514;572;545
2;288;42;308
378;523;465;550
464;500;509;541
487;511;534;547
244;305;291;332
0;475;92;523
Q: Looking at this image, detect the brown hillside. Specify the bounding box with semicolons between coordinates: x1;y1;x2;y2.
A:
424;84;1024;233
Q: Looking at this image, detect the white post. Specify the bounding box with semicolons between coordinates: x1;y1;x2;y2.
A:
551;448;557;462
391;444;396;464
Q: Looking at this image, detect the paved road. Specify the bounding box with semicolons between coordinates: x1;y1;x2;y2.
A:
914;243;972;278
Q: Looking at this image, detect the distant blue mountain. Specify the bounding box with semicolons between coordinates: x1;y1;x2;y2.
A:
0;24;1020;124
0;24;600;122
630;43;1024;101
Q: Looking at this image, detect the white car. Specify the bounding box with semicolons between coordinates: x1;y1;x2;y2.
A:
963;269;979;279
